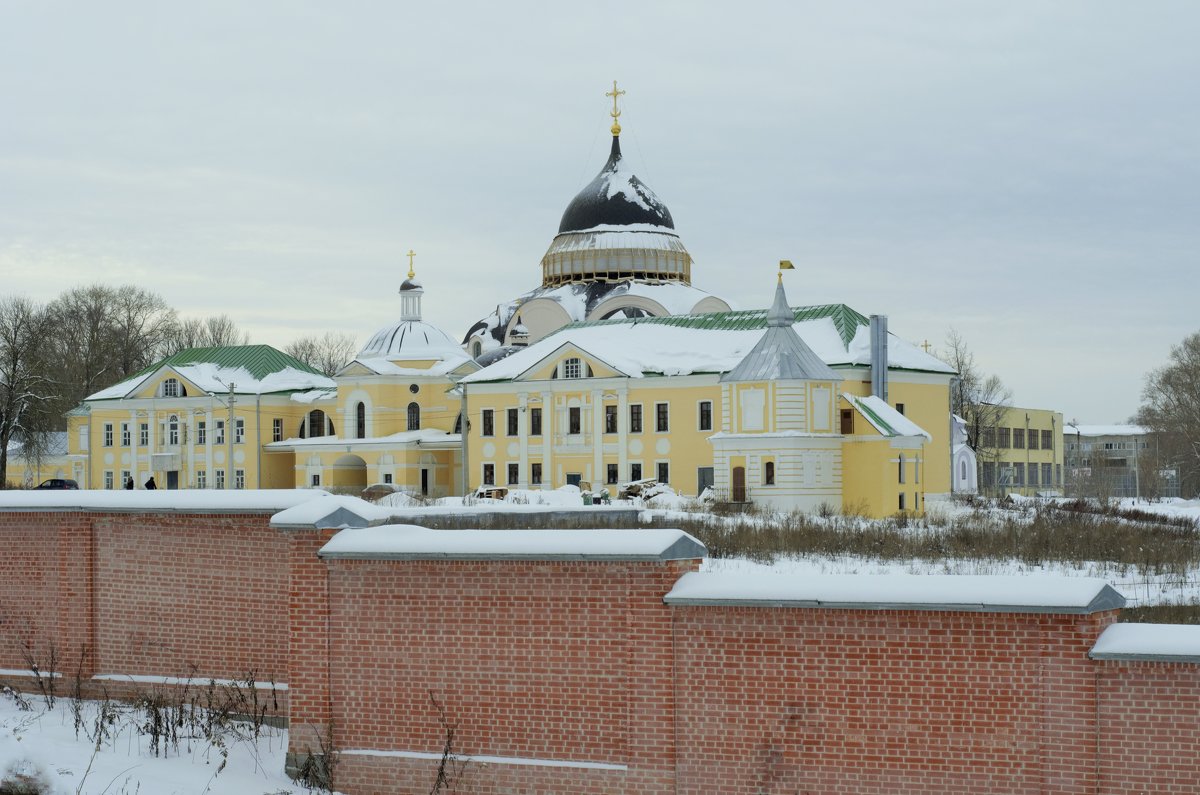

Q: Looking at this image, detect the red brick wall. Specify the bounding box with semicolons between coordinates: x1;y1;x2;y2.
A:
1098;660;1200;793
669;606;1116;795
0;510;288;689
319;558;698;794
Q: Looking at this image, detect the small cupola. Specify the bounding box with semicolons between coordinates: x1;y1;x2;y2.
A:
510;316;530;347
399;249;423;322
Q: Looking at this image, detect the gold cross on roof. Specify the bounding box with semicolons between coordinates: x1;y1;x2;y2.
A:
606;80;625;136
406;249;416;279
921;339;932;353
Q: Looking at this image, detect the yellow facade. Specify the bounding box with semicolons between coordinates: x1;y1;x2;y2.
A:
981;405;1065;496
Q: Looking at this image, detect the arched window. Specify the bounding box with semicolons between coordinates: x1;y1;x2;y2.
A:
356;402;366;439
161;378;185;397
471;341;482;358
305;409;328;439
407;402;421;431
562;357;582;379
960;460;968;480
764;461;775;486
168;415;179;445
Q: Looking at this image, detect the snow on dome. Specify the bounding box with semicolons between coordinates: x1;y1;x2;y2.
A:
357;320;465;363
399;278;423;292
558;136;674;234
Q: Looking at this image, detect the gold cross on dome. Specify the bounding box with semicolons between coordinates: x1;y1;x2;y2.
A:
406;249;416;279
606;80;626;135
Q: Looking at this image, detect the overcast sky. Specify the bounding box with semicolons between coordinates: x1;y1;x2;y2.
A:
3;1;1197;423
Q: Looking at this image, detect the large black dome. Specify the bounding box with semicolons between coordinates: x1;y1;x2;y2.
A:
557;136;675;234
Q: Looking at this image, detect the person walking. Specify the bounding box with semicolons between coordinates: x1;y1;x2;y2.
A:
144;476;157;490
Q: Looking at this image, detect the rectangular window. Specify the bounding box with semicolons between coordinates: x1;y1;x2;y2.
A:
121;470;130;489
1028;429;1039;450
235;469;245;489
120;423;130;447
1013;463;1025;486
607;463;618;484
507;463;519;484
103;424;113;447
982;427;995;448
898;453;906;484
308;473;318;487
764;461;775;485
569;407;581;435
655;402;669;433
383;473;393;484
605;405;618;434
215;420;225;444
482;463;495;486
1041;429;1053;450
1042;463;1052;487
982;462;995;487
481;409;494;437
895;403;905;416
235;418;245;444
1056;464;1062;486
656;462;669;484
216;470;226;489
530;408;542;436
629;404;643;433
197;469;207;489
630;463;643;481
997;427;1011;449
197;421;207;445
104;471;114;489
1029;465;1039;486
507;408;519;436
273;418;283;442
531;462;542;485
1013;428;1025;449
899;492;906;511
698;401;712;431
139;423;149;446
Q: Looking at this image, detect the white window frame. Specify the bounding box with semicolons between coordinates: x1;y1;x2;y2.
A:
655;402;669;433
235;469;245;489
161;378;180;398
103;423;113;447
273;418;283;442
234;418;245;444
215;420;225;445
120;423;131;447
197;421;207;445
216;469;226;489
139;423;149;446
197;469;207;489
104;471;114;490
698;400;713;432
562;357;582;379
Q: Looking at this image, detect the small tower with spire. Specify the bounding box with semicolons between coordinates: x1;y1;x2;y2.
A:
399;249;423;322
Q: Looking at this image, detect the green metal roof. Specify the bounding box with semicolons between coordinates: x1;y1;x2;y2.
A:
130;345;324;382
564;303;870;347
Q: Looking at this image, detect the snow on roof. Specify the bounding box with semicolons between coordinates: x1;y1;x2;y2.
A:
89;363;334;400
461;312;951;384
289;388;337;404
270;494;385;529
1064;424;1148;437
0;489;330;513
1090;622;1200;662
350;353;474;377
318;526;707;561
267;428;461;449
356;319;467;363
844;394;932;441
664;572;1125;614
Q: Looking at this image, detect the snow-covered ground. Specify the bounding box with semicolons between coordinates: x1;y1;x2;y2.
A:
0;690;319;795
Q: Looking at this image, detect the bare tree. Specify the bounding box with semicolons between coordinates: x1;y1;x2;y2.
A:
1137;330;1200;498
109;286;178;377
285;332;356;377
938;329;1013;491
159;313;251;356
0;297;54;486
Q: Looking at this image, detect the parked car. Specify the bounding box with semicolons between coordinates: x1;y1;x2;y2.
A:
34;478;79;490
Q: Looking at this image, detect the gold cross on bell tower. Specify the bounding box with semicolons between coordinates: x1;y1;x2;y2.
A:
406;249;416;280
606;80;625;136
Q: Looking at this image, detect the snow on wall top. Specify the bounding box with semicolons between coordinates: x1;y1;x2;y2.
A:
1089;622;1200;662
318;525;707;561
0;489;330;514
665;572;1126;614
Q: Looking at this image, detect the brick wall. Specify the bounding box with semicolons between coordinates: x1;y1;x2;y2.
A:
1098;660;1200;793
0;509;289;697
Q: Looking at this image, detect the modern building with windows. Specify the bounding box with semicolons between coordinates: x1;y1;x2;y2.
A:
1063;423;1178;499
977;405;1065;497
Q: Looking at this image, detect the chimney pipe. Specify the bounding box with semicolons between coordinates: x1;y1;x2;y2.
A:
870;315;888;401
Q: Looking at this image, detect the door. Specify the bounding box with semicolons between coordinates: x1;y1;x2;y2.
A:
697;467;714;496
566;473;582;487
732;466;746;502
421;468;430;496
166;471;179;490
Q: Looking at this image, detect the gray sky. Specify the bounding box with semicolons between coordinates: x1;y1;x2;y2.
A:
3;1;1197;423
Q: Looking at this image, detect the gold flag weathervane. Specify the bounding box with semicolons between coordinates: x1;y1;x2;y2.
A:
778;259;795;282
606;80;625;136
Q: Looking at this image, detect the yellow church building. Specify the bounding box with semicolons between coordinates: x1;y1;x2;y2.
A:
57;84;964;518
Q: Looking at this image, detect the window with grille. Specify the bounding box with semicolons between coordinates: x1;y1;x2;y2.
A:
562;358;582;379
162;378;180;397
